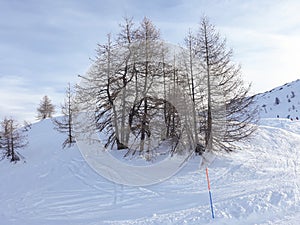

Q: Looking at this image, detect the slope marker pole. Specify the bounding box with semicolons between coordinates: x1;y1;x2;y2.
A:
205;167;215;219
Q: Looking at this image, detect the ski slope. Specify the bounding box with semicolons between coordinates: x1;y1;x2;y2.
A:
0;118;299;225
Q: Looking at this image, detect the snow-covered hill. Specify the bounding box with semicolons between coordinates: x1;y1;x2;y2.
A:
254;79;300;119
0;116;300;224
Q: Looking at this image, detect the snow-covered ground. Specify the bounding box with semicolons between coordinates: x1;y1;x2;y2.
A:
0;116;299;225
255;79;300;119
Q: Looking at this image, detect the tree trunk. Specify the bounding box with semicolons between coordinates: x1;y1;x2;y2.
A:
204;23;213;151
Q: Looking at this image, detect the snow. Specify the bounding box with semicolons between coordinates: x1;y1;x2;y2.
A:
0;116;300;225
255;79;300;119
74;113;199;187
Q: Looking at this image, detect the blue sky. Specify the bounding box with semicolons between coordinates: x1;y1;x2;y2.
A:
1;0;300;121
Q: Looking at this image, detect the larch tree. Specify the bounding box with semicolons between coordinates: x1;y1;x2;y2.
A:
132;17;166;153
37;95;55;120
194;17;257;153
76;33;128;150
0;118;28;162
115;16;138;147
183;29;204;153
53;83;77;148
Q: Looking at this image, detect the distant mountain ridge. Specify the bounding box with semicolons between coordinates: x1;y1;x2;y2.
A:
254;79;300;119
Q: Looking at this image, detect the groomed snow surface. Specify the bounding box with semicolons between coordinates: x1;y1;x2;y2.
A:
0;118;299;225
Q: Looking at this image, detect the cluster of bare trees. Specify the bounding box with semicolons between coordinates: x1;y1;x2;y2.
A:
0;95;53;163
36;90;77;149
1;16;257;163
0;118;28;162
1;91;77;163
76;16;257;158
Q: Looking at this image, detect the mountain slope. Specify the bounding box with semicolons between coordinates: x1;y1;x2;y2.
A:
254;79;300;119
0;117;300;225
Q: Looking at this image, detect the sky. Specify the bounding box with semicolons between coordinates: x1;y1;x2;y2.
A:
1;0;300;122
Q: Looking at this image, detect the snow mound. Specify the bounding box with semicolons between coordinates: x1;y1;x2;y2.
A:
0;118;300;224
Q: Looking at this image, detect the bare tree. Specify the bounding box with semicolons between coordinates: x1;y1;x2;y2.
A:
0;118;28;162
76;33;128;150
183;29;203;153
133;17;163;153
116;16;138;146
53;83;77;148
37;95;55;120
194;17;257;152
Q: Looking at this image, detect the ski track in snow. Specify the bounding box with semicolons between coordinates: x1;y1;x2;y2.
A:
0;118;300;225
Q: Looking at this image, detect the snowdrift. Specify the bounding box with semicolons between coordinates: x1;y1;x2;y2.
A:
0;118;300;225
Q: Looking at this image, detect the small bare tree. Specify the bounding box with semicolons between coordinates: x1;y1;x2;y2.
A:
53;83;77;148
0;118;28;162
37;95;55;120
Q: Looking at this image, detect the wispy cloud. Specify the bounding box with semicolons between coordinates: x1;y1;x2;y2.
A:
0;75;64;121
216;0;300;93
